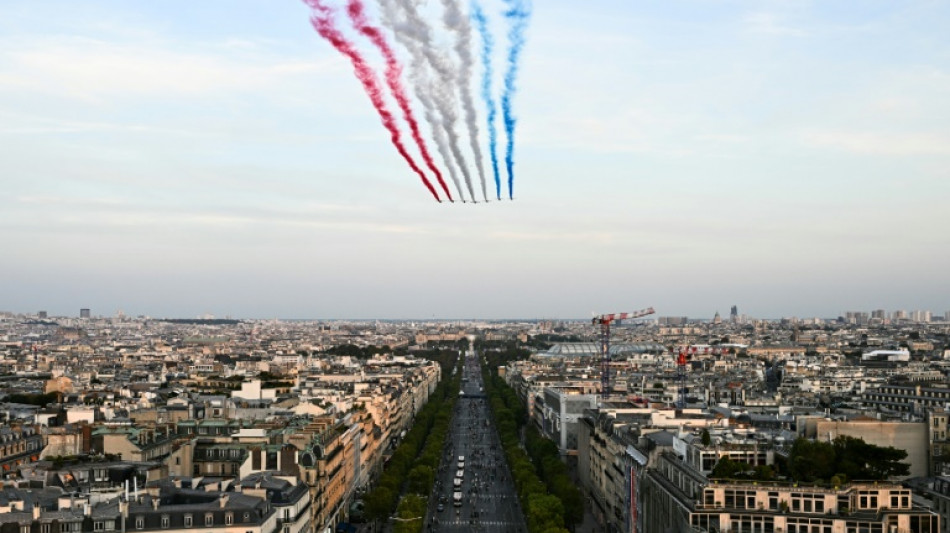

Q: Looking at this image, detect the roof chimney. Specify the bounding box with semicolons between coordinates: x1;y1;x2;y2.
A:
219;494;229;509
32;503;40;520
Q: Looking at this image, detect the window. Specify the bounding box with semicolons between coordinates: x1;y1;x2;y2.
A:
135;517;144;530
858;491;879;509
161;515;169;529
911;515;936;533
184;515;193;527
205;514;214;527
225;513;233;525
243;513;250;523
94;523;104;532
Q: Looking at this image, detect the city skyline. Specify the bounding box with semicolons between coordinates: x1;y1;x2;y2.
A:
1;1;948;319
6;305;950;322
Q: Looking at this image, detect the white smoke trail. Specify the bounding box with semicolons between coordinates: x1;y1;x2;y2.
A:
377;0;468;201
440;0;489;202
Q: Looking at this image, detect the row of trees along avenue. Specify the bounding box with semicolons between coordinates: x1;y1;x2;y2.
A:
361;349;460;533
481;344;581;533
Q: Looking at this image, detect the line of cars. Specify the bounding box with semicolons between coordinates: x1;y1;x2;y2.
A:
453;455;465;507
436;455;465;513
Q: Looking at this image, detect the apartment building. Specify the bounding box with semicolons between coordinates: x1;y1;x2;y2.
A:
0;425;44;474
862;384;950;414
642;448;940;533
577;411;649;533
535;386;598;455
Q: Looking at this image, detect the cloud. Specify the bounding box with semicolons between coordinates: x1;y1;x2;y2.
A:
0;35;330;102
7;194;422;235
743;12;806;37
803;130;950;156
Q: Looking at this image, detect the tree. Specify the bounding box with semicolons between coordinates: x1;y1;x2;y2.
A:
786;436;911;483
406;465;434;495
526;493;565;533
701;428;711;447
753;465;775;481
788;439;836;482
711;457;748;479
362;486;393;522
832;435;909;480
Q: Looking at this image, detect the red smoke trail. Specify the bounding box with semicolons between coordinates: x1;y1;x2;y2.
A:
304;0;441;202
346;0;453;202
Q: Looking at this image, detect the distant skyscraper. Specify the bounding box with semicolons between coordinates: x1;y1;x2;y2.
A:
872;309;886;320
845;311;869;325
892;310;907;321
80;308;90;319
730;306;738;322
37;311;47;319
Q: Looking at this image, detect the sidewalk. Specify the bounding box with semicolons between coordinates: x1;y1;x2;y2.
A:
573;496;604;533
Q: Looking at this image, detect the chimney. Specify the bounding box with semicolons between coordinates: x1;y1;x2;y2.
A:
151;497;159;511
32;502;40;520
85;503;92;517
219;495;229;509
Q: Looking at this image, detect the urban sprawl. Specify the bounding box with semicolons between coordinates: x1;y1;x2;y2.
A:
1;308;950;533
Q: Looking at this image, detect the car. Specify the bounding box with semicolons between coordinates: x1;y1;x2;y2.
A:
437;503;445;512
456;469;465;478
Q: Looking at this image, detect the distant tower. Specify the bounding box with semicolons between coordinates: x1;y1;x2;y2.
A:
80;308;91;319
712;311;722;325
730;306;738;322
37;311;47;319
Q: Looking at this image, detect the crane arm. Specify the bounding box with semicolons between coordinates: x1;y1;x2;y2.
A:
593;307;655;324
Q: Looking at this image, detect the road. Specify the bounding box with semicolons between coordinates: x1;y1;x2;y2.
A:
422;350;527;533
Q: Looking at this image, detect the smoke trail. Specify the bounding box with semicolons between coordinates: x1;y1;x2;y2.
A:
441;0;489;202
384;0;476;203
346;0;453;201
303;0;441;201
416;73;467;202
471;1;501;200
376;0;468;202
431;71;477;202
501;0;530;199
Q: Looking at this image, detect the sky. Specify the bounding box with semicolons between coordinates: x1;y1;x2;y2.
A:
1;1;948;320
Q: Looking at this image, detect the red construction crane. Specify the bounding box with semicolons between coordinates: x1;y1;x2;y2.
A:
593;307;655;399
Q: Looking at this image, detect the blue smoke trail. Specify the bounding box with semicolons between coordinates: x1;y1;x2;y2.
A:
501;0;530;199
471;1;501;200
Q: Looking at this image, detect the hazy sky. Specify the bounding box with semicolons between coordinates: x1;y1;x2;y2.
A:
1;1;948;320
